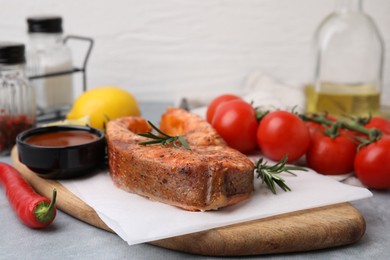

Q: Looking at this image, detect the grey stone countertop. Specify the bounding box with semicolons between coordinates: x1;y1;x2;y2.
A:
1;102;389;259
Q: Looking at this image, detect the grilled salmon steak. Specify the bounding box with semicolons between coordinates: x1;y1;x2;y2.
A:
106;108;254;211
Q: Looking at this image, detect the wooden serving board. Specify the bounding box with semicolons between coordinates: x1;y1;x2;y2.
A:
11;147;366;256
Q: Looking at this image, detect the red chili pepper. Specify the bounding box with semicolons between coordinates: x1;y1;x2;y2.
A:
0;162;57;228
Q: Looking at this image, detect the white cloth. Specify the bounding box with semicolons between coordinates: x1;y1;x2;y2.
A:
176;73;306;117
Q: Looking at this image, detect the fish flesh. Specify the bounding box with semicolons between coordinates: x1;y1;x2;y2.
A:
106;108;254;211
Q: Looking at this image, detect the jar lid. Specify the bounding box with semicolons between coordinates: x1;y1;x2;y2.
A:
0;42;25;64
27;16;63;33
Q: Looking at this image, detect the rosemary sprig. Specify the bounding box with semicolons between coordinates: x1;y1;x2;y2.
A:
254;155;307;194
138;121;190;150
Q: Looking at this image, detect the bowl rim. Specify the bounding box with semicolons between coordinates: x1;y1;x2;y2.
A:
16;125;105;149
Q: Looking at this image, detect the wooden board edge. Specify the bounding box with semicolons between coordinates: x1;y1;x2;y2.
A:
151;202;366;256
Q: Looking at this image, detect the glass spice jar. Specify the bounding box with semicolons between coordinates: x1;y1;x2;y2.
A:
26;16;73;114
0;43;36;156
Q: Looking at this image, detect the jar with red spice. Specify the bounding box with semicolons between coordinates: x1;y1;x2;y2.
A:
0;42;36;155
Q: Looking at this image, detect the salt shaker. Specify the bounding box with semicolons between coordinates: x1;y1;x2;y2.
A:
307;0;384;117
26;16;73;114
0;43;35;155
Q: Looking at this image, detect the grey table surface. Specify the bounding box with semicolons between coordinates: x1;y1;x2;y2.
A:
1;102;389;260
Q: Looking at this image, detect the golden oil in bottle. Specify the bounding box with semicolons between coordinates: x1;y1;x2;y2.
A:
305;82;380;117
309;0;384;118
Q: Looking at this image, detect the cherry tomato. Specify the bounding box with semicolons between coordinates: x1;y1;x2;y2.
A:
354;136;390;189
206;94;241;123
305;115;337;136
211;99;257;153
306;132;357;175
305;121;323;131
364;117;390;135
306;121;326;137
257;110;310;162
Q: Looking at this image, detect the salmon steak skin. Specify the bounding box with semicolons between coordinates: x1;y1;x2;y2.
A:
106;108;254;211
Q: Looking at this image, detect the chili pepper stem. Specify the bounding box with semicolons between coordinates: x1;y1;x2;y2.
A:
34;189;57;224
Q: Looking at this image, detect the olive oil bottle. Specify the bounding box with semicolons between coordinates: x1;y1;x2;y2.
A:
308;0;384;117
305;83;380;117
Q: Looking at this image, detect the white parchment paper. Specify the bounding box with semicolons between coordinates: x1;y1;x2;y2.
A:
60;165;372;246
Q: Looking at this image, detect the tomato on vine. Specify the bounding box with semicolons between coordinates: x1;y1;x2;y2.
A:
257;110;310;162
206;94;241;123
306;131;357;175
354;135;390;189
364;116;390;135
305;114;337;135
211;99;258;154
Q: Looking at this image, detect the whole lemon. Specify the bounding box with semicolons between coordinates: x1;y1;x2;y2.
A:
67;86;141;129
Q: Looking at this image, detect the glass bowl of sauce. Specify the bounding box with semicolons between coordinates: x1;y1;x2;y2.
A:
16;125;106;179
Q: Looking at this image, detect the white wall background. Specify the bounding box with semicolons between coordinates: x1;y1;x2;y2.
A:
1;0;390;103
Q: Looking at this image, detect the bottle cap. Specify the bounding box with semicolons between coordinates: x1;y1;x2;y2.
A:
27;16;63;33
0;42;25;64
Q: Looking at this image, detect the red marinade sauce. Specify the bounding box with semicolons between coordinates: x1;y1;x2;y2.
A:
25;130;99;147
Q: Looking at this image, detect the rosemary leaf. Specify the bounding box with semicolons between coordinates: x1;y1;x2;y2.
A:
139;140;166;145
254;155;307;194
138;121;190;150
178;136;190;150
147;121;171;138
